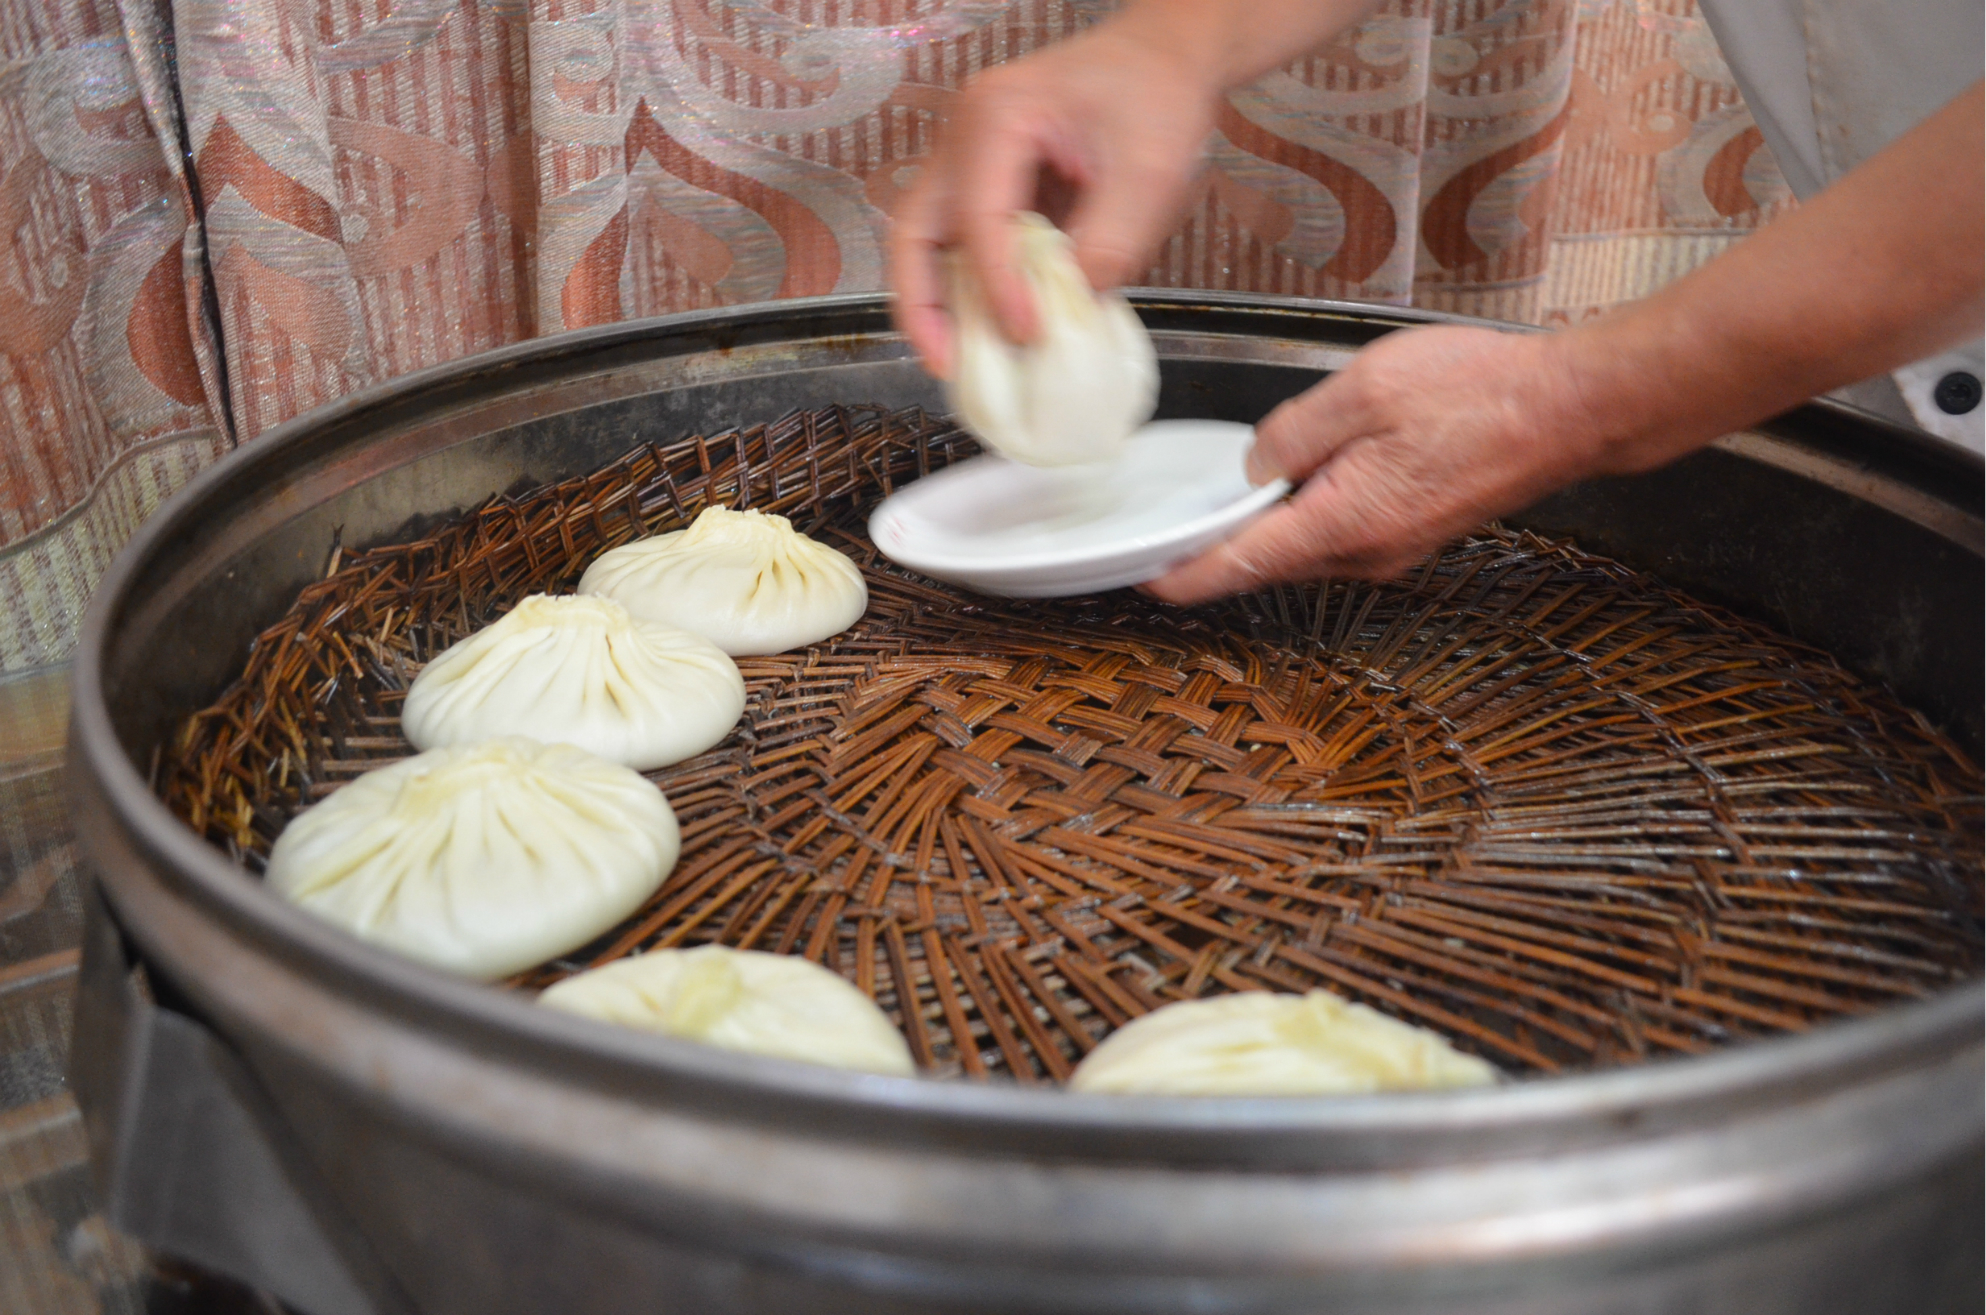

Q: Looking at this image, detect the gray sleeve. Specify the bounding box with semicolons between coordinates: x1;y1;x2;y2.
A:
1694;0;1826;199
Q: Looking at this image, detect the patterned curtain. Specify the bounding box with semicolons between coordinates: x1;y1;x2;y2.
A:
0;0;1791;673
0;0;228;672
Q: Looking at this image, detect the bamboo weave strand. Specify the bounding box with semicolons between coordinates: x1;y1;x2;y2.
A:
160;405;1984;1080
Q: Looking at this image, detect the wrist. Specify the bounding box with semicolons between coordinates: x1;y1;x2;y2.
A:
1098;2;1239;96
1104;0;1379;94
1543;307;1714;480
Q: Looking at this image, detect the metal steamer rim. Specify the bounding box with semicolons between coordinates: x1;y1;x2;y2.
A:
147;401;1985;1090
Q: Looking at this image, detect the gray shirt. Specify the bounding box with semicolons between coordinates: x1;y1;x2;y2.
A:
1698;0;1984;450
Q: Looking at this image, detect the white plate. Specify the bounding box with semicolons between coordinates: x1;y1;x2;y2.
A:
868;419;1289;598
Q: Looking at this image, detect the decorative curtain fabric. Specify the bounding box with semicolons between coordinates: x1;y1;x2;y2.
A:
0;0;1791;673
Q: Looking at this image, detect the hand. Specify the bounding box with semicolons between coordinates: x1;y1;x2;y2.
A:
1143;325;1606;603
888;24;1220;377
1136;77;1979;609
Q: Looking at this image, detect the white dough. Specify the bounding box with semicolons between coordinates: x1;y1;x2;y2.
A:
1068;990;1500;1096
945;211;1160;467
266;738;680;980
578;506;868;656
401;594;745;770
537;945;915;1076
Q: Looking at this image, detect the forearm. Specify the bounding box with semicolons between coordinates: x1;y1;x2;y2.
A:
1567;80;1984;476
1103;0;1384;96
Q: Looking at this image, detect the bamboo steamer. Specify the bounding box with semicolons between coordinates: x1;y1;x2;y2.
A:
67;294;1984;1315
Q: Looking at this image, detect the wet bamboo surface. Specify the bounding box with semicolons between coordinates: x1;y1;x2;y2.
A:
160;405;1984;1081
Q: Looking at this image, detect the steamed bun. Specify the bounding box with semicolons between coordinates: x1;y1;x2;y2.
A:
401;594;745;770
1069;990;1499;1096
266;738;679;980
945;211;1159;467
578;506;867;656
537;945;914;1076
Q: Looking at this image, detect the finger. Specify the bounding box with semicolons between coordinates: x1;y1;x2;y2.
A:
888;178;956;378
1140;507;1306;604
1141;465;1378;603
958;117;1056;344
1065;202;1166;294
1062;150;1186;292
1144;526;1412;605
1245;368;1376;486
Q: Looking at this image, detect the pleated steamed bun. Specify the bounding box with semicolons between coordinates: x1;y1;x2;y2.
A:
1068;990;1499;1096
401;594;745;770
537;945;914;1076
265;738;680;980
578;506;868;656
945;211;1159;467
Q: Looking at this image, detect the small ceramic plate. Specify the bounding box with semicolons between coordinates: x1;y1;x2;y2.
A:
868;419;1289;598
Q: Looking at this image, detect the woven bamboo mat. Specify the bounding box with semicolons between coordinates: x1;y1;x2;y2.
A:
160;405;1984;1082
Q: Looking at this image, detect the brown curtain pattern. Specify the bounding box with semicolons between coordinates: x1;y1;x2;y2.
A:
0;0;1791;671
0;0;227;669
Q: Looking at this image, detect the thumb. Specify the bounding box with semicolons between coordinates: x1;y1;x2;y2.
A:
1142;459;1410;604
1246;370;1373;486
